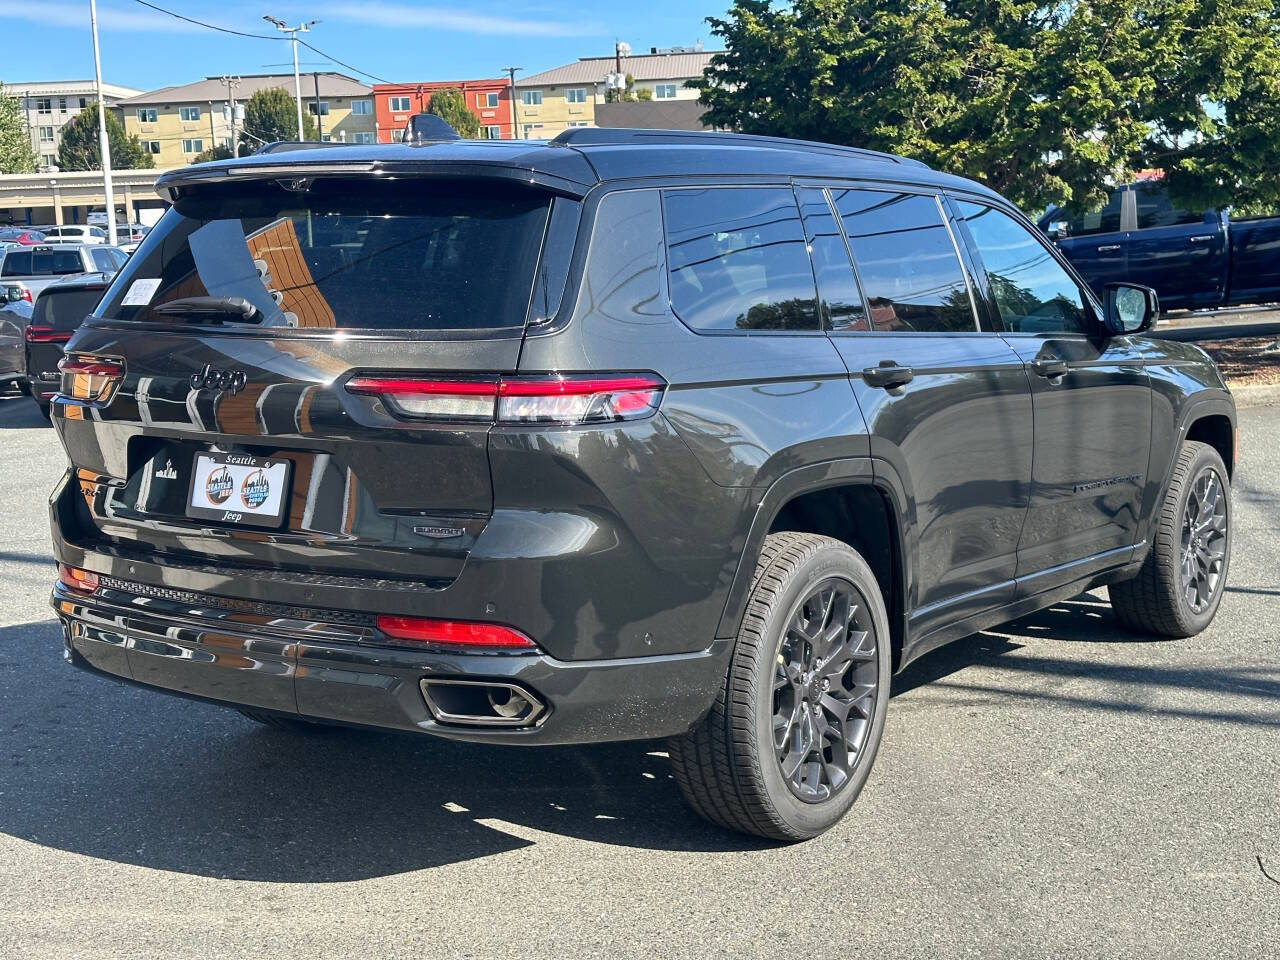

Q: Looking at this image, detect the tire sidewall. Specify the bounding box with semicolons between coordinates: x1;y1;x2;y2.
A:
747;542;892;837
1165;445;1231;633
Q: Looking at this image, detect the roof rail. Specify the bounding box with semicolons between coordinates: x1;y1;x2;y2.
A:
549;127;925;166
253;140;360;155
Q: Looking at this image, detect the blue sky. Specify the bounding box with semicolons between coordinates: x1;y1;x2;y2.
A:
0;1;728;90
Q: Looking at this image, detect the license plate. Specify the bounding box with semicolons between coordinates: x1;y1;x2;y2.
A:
186;452;291;529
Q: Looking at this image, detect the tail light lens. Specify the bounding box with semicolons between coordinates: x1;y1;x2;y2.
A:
57;563;99;595
25;325;71;343
376;615;536;650
57;354;124;404
346;373;665;425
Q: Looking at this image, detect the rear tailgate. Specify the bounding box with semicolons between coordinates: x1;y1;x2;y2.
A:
53;173;570;587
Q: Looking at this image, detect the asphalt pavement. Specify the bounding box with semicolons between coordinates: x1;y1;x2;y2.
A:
0;391;1276;959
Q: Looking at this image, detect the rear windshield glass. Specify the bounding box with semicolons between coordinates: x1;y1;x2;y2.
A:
2;250;84;277
99;178;552;331
34;287;106;330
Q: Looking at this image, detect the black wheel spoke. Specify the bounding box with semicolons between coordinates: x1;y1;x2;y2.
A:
1178;465;1228;614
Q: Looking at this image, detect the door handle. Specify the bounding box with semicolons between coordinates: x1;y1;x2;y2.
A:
1188;234;1216;243
1096;244;1122;253
862;362;914;390
1030;358;1069;379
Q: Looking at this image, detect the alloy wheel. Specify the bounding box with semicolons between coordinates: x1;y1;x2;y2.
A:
772;578;879;803
1180;466;1228;614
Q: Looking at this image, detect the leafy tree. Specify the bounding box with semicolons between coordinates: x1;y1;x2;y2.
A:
240;87;315;152
694;0;1280;214
426;88;478;138
0;83;36;173
57;106;153;171
192;143;234;163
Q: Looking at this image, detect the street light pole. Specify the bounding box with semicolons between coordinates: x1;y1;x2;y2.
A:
88;0;117;246
503;66;522;139
264;15;320;140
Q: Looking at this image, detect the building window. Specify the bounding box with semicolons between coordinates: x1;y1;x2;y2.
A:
308;101;329;116
137;108;157;123
40;154;56;168
522;123;544;137
36;98;52;114
521;90;542;106
482;125;502;139
391;129;405;142
351;99;372;115
145;140;161;154
353;131;375;144
389;96;411;112
485;92;500;108
181;138;203;154
180;105;201;122
654;83;678;99
38;126;55;143
79;97;88;109
58;97;67;112
566;88;586;104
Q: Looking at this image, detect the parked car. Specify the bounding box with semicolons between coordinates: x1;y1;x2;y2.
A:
117;223;150;255
0;243;127;299
0;228;47;246
0;282;34;392
1039;181;1280;311
48;127;1235;841
39;225;110;245
23;273;114;418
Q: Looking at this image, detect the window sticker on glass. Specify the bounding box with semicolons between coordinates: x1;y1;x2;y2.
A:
122;278;161;305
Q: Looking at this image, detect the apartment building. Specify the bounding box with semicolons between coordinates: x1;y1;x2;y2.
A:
118;73;376;167
373;80;513;142
513;48;714;138
5;80;143;170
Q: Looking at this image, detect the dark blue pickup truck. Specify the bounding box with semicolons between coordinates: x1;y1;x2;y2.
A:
1039;182;1280;311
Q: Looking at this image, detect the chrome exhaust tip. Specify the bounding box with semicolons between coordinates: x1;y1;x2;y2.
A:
420;678;547;728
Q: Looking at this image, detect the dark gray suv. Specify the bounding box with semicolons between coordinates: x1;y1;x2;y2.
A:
48;128;1234;840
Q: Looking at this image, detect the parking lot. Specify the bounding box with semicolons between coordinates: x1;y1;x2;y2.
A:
0;392;1275;959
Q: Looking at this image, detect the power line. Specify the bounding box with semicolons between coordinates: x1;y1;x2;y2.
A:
297;38;392;84
133;0;283;40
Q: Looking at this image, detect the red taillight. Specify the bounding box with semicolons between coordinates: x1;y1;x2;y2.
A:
57;563;99;595
346;373;665;425
25;325;71;343
57;354;123;404
376;615;536;650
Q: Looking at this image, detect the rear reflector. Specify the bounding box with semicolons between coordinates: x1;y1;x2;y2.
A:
57;354;124;404
346;373;665;425
376;615;536;650
25;325;72;343
57;563;99;595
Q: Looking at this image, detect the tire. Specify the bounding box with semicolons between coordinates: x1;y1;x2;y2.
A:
237;708;333;733
1109;440;1231;638
669;532;892;841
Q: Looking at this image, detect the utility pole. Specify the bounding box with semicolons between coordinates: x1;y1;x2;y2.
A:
503;66;522;139
264;15;320;140
89;0;117;246
313;72;323;141
219;76;241;158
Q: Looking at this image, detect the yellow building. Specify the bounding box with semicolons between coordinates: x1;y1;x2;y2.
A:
514;49;716;138
119;73;377;168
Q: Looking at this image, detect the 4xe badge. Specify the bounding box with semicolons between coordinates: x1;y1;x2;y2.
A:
240;469;271;509
205;466;234;505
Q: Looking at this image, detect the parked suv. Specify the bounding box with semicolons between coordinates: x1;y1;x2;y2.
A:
0;243;127;299
23;273;116;418
48;129;1235;840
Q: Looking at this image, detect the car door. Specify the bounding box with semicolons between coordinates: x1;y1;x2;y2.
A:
950;197;1151;596
1124;183;1228;310
812;185;1033;642
1044;186;1129;299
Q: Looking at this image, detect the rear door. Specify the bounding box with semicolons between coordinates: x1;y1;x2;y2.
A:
56;175;566;586
818;185;1033;641
1124;184;1227;310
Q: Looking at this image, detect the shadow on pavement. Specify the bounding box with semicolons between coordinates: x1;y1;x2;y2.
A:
0;392;48;429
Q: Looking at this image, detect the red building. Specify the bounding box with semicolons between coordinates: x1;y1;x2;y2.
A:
373;79;514;142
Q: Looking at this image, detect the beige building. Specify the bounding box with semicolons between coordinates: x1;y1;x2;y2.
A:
118;73;376;168
4;80;142;170
514;49;715;138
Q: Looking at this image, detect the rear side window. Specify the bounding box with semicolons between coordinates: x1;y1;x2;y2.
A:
100;178;553;332
1134;185;1206;229
90;248;117;272
663;187;819;332
33;287;105;331
831;189;976;333
1054;189;1124;237
796;187;867;331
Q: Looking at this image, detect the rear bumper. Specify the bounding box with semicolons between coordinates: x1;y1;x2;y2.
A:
51;579;729;745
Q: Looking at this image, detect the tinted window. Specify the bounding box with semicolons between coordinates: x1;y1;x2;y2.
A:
99;179;552;331
663;187;818;332
2;250;83;276
33;287;105;331
831;190;976;333
91;248;117;272
1134;185;1206;230
796;187;867;331
1;252;30;276
958;202;1089;335
1054;189;1124;237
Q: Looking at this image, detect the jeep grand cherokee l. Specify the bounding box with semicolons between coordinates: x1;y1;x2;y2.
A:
48;128;1234;841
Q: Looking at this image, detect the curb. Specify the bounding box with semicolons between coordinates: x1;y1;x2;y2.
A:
1229;383;1280;407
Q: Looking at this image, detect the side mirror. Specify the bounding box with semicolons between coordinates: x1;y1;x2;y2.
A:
1046;220;1068;240
1103;282;1158;335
